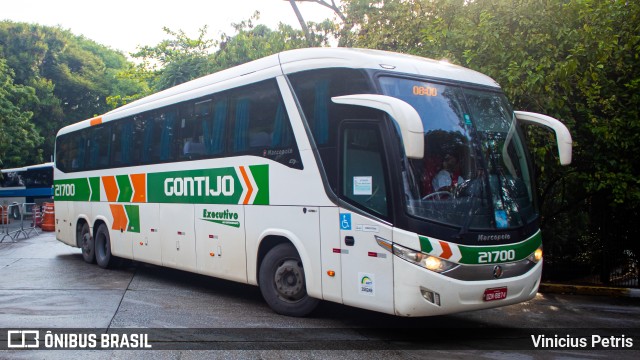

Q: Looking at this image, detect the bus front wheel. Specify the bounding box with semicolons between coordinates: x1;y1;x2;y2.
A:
80;223;95;264
258;243;319;317
95;224;113;269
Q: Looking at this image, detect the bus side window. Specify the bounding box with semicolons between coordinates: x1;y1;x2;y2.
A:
340;123;390;218
227;80;302;169
72;131;88;171
111;119;135;167
139;112;175;164
88;125;110;170
202;100;227;156
289;68;375;190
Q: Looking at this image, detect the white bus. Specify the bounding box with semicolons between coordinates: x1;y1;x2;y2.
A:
54;48;572;317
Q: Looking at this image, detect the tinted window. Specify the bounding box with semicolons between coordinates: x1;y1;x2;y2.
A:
55;79;301;172
288;68;375;192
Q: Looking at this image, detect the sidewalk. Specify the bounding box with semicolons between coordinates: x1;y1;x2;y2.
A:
539;283;640;298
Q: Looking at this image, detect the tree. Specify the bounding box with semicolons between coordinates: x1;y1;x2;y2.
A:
214;12;329;69
130;12;333;92
131;26;217;92
0;59;43;167
0;21;145;162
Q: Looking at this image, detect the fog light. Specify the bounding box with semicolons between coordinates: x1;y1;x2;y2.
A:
420;288;441;306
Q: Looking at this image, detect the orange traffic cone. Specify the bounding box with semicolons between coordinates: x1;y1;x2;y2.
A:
41;202;55;232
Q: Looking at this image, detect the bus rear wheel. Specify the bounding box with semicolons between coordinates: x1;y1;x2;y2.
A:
80;223;95;264
94;224;113;269
258;243;319;317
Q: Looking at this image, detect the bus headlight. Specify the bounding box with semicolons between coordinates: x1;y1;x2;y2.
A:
527;246;543;263
392;243;458;273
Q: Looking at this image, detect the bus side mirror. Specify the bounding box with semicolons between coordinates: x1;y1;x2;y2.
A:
514;111;573;166
332;94;424;159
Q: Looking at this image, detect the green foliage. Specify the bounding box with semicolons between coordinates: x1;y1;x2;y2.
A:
0;21;145;163
0;59;43;167
130;11;332;92
214;12;329;69
331;0;640;276
131;26;217;91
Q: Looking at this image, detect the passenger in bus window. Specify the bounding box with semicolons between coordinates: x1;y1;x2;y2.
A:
183;127;205;156
432;153;464;192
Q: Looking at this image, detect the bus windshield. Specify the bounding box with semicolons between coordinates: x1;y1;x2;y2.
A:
379;76;536;230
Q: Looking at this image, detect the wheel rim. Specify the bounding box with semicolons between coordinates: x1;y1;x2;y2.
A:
274;259;305;302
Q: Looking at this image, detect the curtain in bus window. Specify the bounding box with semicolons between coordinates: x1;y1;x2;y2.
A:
74;136;86;170
121;121;133;165
89;132;100;167
160;111;175;161
142;119;154;163
234;98;250;152
313;80;329;145
204;101;227;155
272;103;292;147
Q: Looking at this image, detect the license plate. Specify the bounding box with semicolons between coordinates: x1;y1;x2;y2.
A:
483;287;507;302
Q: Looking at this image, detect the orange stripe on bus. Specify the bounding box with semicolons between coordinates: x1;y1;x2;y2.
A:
239;166;253;205
109;204;128;231
90;117;103;126
130;173;147;203
102;176;119;202
439;241;453;259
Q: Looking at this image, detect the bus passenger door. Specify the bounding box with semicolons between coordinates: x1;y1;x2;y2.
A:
338;122;395;315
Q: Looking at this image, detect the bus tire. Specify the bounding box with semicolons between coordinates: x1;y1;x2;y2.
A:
80;223;95;264
258;243;319;317
95;224;113;269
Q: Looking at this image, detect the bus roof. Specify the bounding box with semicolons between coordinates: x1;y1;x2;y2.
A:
278;48;500;88
1;162;53;173
57;48;501;136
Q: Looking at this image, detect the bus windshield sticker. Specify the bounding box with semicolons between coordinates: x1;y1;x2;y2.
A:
353;176;372;195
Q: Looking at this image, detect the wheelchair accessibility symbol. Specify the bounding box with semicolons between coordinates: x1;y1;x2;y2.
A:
340;213;352;230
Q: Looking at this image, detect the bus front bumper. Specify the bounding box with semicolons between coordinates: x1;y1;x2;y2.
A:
393;257;542;317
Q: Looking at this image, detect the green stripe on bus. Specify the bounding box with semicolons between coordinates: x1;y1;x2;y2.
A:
418;236;434;253
116;175;133;202
124;205;140;233
89;177;100;202
146;165;269;205
250;164;269;205
457;231;542;265
56;164;270;205
54;178;91;201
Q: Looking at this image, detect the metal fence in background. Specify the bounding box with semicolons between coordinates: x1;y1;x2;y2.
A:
1;203;41;242
543;231;639;289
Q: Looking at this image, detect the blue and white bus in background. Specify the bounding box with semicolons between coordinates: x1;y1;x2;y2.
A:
0;162;54;210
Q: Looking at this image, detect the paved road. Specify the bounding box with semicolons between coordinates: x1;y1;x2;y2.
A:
1;232;639;359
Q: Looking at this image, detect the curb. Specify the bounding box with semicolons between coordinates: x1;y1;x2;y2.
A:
540;283;640;298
